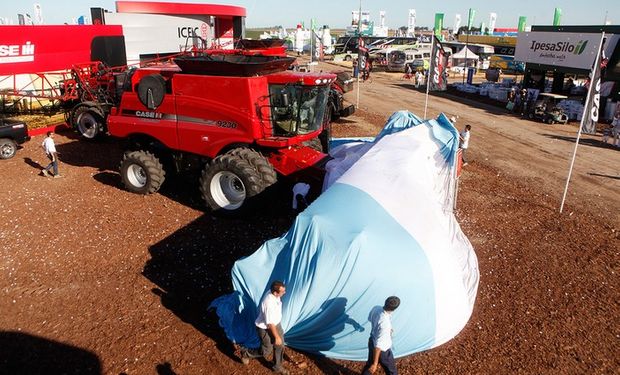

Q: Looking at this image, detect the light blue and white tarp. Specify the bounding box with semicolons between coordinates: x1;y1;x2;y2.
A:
210;110;479;360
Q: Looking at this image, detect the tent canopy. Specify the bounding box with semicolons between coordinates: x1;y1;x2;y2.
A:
210;111;479;361
452;46;479;60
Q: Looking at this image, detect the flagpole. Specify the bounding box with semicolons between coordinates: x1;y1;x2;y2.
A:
559;32;605;213
424;35;435;119
463;32;469;84
356;0;362;108
463;9;473;84
310;19;313;65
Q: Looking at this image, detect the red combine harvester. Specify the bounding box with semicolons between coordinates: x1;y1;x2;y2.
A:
71;49;335;213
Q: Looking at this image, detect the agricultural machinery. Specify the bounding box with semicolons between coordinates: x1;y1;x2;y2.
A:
66;48;337;213
1;36;353;213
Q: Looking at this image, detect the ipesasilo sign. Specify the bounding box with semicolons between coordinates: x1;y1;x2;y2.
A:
514;32;601;70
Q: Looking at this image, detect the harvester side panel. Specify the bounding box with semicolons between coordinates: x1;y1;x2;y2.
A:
107;91;180;150
173;74;269;158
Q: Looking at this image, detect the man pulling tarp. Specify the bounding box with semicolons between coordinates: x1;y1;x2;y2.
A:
210;111;479;361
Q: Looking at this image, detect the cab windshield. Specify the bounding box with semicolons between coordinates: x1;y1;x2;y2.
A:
269;85;329;136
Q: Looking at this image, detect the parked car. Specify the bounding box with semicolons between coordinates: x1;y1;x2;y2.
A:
0;118;29;159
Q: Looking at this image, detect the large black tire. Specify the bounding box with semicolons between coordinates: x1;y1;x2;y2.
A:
119;150;165;194
71;105;106;140
227;148;277;189
0;138;17;159
200;153;263;212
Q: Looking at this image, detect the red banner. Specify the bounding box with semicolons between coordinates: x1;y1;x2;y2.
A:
0;25;123;75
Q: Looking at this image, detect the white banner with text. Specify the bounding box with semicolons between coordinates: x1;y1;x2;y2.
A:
515;32;601;70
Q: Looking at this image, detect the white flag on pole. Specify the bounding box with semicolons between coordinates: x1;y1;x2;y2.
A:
454;14;462;33
33;4;43;25
489;13;497;34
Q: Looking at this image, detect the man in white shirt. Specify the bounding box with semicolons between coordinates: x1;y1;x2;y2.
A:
41;131;61;177
362;296;401;375
241;280;289;374
459;125;471;166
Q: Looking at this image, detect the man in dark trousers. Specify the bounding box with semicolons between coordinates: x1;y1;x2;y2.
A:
41;131;62;178
241;280;289;374
363;296;401;375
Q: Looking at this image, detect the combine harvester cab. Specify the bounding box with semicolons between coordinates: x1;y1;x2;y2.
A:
105;51;335;214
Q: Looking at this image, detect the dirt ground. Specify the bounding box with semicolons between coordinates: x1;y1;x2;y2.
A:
0;61;618;375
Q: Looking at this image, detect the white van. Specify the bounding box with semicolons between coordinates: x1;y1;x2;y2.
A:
403;48;431;64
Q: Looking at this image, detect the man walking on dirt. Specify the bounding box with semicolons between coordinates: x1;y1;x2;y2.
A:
362;296;401;375
241;280;289;374
41;131;62;178
459;125;471;166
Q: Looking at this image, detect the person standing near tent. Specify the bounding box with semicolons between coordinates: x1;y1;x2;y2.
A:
362;296;401;375
241;280;289;375
459;125;471;166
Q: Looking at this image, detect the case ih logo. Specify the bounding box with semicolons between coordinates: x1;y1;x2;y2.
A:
0;41;35;63
529;40;588;55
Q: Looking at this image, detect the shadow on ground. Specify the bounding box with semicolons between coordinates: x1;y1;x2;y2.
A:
0;331;101;375
142;180;297;359
52;133;326;213
541;133;616;150
587;172;620;180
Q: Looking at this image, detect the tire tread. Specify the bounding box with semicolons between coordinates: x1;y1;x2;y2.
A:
120;150;165;194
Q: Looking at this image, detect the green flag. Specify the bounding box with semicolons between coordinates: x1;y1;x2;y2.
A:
434;13;444;39
553;8;562;26
467;8;476;29
518;16;527;32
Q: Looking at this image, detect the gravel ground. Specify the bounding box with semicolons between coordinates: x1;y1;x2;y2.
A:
1;70;618;374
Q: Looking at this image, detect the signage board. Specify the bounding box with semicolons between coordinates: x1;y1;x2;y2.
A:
514;31;601;70
105;13;213;64
0;25;123;75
